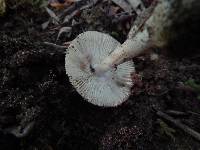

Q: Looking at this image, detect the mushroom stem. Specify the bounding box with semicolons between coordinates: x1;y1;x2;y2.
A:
95;0;200;75
94;28;150;75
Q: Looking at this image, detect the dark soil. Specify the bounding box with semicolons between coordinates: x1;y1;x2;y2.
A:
0;2;200;150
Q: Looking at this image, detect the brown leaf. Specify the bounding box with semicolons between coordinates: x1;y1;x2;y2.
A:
109;6;120;16
49;0;81;9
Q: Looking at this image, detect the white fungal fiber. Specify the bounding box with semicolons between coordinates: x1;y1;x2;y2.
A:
65;31;135;107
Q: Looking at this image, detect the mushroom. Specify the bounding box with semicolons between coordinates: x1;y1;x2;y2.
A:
65;31;135;106
66;0;200;106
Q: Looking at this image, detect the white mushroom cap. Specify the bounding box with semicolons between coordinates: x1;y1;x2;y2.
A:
65;31;135;107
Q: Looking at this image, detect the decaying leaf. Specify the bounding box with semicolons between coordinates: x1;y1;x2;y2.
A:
42;20;50;30
109;6;120;16
63;12;76;23
45;7;60;23
62;2;90;24
111;0;145;14
111;0;132;13
49;0;82;9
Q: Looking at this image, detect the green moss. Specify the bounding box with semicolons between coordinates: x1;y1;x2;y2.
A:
157;119;176;140
185;79;200;92
111;31;119;39
0;0;6;16
185;79;200;100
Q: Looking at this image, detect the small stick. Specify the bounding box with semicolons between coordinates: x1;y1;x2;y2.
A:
166;110;188;117
44;42;67;49
187;111;200;118
128;0;158;38
43;42;67;54
156;110;200;142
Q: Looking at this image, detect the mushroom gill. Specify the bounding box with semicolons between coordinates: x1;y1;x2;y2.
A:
65;31;135;106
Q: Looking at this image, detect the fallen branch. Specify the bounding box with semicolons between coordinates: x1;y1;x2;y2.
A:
156;110;200;142
128;0;157;39
60;0;99;17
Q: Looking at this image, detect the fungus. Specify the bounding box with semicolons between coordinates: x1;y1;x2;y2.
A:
65;0;200;107
65;31;135;106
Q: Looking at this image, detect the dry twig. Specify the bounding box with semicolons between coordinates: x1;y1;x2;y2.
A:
43;42;67;54
156;110;200;142
62;0;100;24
